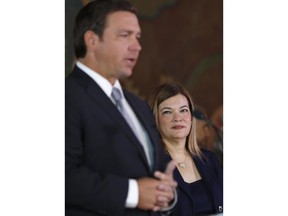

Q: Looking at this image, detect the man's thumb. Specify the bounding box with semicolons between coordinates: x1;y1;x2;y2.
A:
165;160;176;175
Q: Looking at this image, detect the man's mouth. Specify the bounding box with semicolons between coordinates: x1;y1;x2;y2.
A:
124;58;136;67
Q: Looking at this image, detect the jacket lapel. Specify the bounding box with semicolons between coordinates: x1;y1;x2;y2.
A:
123;91;155;171
193;156;213;192
72;67;150;170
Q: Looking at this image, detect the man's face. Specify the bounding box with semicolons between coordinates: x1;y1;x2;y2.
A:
94;11;142;83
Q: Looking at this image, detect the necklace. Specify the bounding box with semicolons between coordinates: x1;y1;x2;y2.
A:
177;153;187;169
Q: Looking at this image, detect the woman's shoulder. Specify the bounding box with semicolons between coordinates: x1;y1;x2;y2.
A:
200;148;216;157
200;149;221;164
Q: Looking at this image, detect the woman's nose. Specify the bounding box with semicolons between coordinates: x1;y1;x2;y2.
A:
172;114;182;122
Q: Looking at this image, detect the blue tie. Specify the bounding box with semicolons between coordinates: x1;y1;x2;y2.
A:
111;87;137;133
111;87;154;169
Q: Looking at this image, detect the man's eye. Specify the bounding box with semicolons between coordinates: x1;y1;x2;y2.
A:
120;34;128;37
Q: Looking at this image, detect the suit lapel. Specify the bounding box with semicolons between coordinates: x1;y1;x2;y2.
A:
123;91;155;170
72;67;150;170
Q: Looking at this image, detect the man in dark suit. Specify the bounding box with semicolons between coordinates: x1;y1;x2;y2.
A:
65;1;177;215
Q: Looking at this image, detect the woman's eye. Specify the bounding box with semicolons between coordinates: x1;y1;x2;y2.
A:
162;110;171;115
180;109;189;113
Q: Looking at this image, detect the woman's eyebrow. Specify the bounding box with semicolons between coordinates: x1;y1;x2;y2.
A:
160;107;172;111
180;105;189;109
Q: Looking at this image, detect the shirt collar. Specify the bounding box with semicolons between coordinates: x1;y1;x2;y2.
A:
76;61;124;98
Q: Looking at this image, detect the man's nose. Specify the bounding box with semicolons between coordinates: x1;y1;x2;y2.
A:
130;38;142;51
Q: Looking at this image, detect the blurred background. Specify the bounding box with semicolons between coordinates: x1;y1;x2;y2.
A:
65;0;223;128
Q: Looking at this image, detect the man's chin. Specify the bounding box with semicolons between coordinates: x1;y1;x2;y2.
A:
119;69;133;79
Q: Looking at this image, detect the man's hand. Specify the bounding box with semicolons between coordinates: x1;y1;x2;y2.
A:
154;160;177;210
137;161;177;211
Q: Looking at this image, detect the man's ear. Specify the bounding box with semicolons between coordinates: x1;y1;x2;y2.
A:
84;30;99;51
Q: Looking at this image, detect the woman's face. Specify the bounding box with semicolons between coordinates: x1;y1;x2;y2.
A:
158;94;192;142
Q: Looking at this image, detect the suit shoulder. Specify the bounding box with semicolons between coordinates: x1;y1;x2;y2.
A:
124;90;145;102
123;90;150;107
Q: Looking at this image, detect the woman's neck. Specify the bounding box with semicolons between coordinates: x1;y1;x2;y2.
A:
163;138;187;157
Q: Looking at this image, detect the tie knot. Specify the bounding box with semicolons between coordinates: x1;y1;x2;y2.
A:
111;87;122;106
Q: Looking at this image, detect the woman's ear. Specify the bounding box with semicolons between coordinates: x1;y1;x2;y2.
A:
84;30;99;51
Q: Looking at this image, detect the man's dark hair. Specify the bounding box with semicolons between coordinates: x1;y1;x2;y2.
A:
73;0;137;58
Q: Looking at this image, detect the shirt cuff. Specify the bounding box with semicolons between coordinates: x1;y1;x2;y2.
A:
125;179;139;208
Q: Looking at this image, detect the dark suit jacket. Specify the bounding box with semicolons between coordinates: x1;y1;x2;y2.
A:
65;66;169;216
168;149;223;216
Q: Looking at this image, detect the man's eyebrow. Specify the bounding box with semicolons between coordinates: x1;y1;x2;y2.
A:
118;29;141;33
118;29;131;33
118;29;141;37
